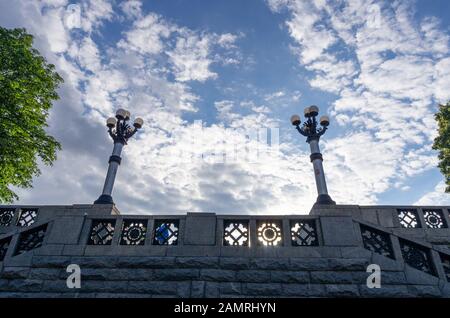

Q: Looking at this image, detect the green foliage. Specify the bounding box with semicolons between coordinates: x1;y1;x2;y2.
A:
432;102;450;193
0;27;63;202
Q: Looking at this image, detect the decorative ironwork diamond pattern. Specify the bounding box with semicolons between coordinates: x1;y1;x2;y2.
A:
223;220;249;246
440;253;450;282
14;224;47;256
0;209;15;227
153;220;179;245
397;209;421;228
400;239;434;275
423;209;447;229
0;237;11;261
257;220;282;246
290;220;318;246
17;209;38;227
120;219;147;245
360;224;394;259
88;220;116;245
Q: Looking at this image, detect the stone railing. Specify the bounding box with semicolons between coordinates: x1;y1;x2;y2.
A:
0;204;449;297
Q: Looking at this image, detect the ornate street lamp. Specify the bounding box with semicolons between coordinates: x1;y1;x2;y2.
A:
291;105;335;205
94;109;144;204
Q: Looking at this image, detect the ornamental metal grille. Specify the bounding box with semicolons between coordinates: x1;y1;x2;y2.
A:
399;239;434;275
397;209;421;228
257;220;282;246
223;220;249;246
440;253;450;282
153;220;179;245
0;209;15;227
423;209;447;229
0;237;11;261
14;224;47;256
360;224;394;259
120;219;147;245
88;219;116;245
290;220;318;246
17;208;38;227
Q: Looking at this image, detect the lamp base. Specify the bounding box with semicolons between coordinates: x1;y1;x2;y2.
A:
94;194;114;205
314;194;336;205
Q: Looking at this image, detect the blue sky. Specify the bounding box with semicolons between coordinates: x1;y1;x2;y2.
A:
1;0;449;214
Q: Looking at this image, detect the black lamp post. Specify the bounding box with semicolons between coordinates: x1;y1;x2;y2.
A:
291;105;335;205
94;109;144;205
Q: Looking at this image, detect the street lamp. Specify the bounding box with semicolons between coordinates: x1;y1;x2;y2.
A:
291;105;335;205
94;109;144;204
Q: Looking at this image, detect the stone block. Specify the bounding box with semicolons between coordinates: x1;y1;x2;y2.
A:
270;271;310;283
328;258;369;271
82;281;128;293
382;272;407;284
249;258;289;270
200;269;235;281
32;256;71;268
288;258;329;271
70;256;117;268
29;268;61;280
408;285;442;297
404;266;440;285
175;257;219;268
320;217;358;246
191;281;205;298
62;245;86;256
204;282;220;298
310;271;365;284
236;270;270;283
325;284;360;297
359;285;411;297
219;257;249;269
1;267;30;279
115;256;176;268
128;281;178;295
244;283;282;296
377;209;395;228
281;284;326;297
34;244;64;256
153;269;199;280
177;281;191;298
46;217;85;244
184;213;216;245
7;279;43;292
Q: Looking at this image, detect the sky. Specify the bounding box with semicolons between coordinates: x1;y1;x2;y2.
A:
1;0;449;214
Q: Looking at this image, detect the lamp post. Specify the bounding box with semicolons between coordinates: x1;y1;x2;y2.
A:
94;109;144;205
291;105;335;205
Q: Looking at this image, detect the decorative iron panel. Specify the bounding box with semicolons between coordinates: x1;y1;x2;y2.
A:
397;209;421;228
153;220;179;245
257;220;282;246
223;220;249;246
290;220;318;246
14;224;47;256
360;224;394;259
0;237;11;261
440;253;450;282
399;239;434;275
120;219;147;245
17;208;38;227
88;219;116;245
0;208;15;227
423;209;447;229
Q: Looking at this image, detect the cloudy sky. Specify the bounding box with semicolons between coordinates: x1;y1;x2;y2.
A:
1;0;449;214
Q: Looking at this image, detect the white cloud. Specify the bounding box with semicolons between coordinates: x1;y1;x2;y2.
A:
168;33;217;82
415;182;450;206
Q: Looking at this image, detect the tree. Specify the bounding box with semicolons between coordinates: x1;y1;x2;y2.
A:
432;102;450;193
0;27;63;203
